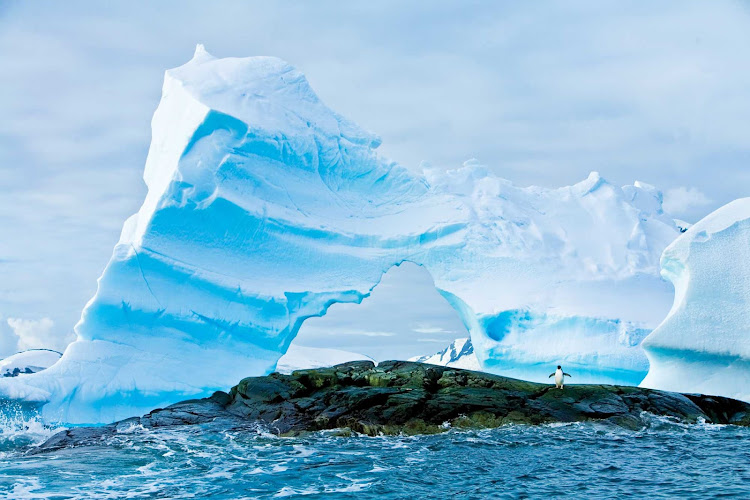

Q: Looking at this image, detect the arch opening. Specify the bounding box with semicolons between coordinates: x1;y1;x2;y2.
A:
277;262;472;372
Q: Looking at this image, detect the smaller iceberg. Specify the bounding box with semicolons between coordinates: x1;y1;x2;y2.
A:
0;350;62;378
642;198;750;402
275;344;372;374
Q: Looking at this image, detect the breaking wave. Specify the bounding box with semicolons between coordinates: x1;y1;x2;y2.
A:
1;417;749;498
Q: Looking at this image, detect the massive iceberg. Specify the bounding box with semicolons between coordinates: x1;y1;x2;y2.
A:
0;46;680;423
641;199;750;402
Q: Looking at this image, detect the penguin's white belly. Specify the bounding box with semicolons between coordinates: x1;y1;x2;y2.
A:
555;372;563;386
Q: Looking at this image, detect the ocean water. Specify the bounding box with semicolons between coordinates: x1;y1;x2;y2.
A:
1;410;749;499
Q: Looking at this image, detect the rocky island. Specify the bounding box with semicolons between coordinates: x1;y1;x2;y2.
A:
34;361;750;453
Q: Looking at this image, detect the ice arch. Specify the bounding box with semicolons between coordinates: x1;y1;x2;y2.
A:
0;47;678;424
289;262;469;362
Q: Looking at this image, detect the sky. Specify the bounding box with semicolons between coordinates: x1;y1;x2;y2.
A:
1;0;749;358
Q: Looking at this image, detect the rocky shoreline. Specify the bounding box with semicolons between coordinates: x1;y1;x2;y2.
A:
34;361;750;453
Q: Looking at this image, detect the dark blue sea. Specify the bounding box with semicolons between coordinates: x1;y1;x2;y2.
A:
1;409;749;499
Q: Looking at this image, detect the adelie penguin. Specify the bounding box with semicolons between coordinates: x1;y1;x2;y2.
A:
549;365;572;389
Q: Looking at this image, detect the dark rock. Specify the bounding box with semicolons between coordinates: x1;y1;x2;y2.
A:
32;361;750;453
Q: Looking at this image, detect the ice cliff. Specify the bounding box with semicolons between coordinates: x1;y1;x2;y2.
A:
641;199;750;402
0;46;680;423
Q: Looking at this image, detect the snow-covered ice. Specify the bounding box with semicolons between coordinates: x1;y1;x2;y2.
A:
0;46;681;423
0;350;61;378
275;344;373;374
641;199;750;402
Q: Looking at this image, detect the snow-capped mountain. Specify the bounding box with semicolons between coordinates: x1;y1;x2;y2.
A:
0;47;685;423
410;338;481;371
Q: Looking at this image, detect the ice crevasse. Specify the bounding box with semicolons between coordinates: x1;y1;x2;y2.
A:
0;46;682;423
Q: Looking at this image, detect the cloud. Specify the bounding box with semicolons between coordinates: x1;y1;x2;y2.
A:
6;317;74;352
663;187;712;216
293;323;398;338
329;329;396;338
0;316;18;358
2;1;750;355
412;325;457;334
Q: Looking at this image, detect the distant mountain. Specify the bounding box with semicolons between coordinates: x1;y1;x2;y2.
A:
410;338;481;371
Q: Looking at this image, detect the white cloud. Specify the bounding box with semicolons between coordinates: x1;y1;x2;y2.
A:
6;317;74;352
663;187;712;216
337;329;396;338
0;316;19;358
295;324;397;338
412;325;456;334
2;1;749;351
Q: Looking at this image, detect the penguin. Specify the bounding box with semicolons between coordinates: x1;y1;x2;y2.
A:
548;365;572;389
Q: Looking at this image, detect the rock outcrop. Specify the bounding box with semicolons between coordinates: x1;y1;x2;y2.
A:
34;361;750;453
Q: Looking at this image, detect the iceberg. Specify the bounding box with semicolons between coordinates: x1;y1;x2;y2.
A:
0;350;61;378
641;199;750;402
275;344;373;374
0;46;680;423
